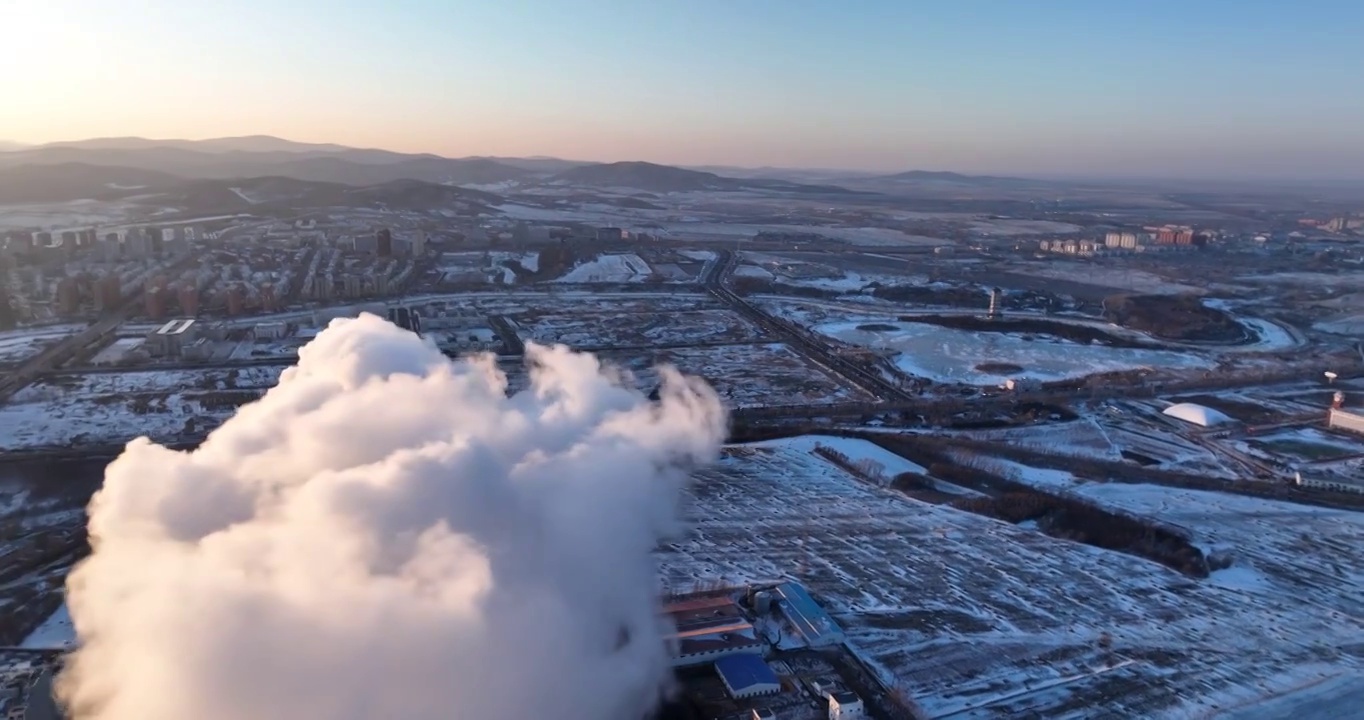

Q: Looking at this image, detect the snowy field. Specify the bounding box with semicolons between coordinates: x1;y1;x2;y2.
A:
0;200;151;232
513;307;769;349
20;603;75;650
0;324;85;365
0;367;284;449
816;319;1209;385
1244;427;1364;463
970;218;1083;236
602;343;870;409
1005;263;1206;295
1239;272;1364;288
1316;313;1364;336
552;253;653;283
659;436;1364;718
959;418;1124;461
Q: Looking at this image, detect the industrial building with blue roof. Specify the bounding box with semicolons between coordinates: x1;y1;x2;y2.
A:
713;654;781;699
773;582;844;647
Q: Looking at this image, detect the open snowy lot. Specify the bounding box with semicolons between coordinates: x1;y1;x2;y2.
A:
0;368;284;449
1005;262;1206;295
816;319;1208;386
0;325;86;366
1243;427;1364;463
659;437;1364;719
513;307;769;349
601;343;868;409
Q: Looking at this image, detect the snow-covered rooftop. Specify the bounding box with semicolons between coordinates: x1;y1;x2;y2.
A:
1163;402;1236;427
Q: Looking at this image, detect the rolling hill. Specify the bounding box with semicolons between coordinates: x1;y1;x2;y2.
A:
0;163;181;204
876;169;1040;187
551;160;860;194
0;140;532;188
146;176;504;214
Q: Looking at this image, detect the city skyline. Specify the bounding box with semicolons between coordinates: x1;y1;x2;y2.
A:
4;0;1364;180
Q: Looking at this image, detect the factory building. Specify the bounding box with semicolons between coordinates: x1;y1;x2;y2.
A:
1328;408;1364;436
596;227;625;242
1295;472;1364;495
254;322;287;340
772;582;844;648
714;654;781;700
662;594;765;668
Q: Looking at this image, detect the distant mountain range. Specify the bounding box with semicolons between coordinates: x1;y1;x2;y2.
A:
874;169;1038;187
0;136;879;204
552;161;865;195
0;138;535;188
0;135;1062;205
0;161;505;214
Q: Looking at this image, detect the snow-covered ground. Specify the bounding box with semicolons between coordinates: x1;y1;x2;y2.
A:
0;324;85;365
815;319;1209;385
659;436;1364;718
1315;313;1364;336
0;200;149;232
1007;262;1206;295
733;265;774;279
553;253;653;283
20;603;76;650
0;368;283;449
1239;272;1364;288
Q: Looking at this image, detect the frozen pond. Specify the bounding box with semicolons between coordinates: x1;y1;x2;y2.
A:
817;320;1211;385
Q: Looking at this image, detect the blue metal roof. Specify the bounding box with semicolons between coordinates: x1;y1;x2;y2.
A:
774;582;844;647
714;654;779;692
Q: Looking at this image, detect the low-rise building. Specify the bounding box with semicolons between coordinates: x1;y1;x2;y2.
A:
148;318;197;357
827;690;864;719
714;654;781;700
1328;408;1364;436
253;322;287;341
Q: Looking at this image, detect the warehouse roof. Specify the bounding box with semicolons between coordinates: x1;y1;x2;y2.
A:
714;654;779;695
773;582;844;647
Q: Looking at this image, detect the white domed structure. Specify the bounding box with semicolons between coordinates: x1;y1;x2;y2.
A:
1162;402;1235;427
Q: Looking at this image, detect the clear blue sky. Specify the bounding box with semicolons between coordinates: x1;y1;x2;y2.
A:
4;0;1363;178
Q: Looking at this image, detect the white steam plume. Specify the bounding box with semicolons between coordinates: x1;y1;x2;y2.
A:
59;313;726;720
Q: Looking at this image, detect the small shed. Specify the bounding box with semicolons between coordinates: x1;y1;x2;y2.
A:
714;654;781;699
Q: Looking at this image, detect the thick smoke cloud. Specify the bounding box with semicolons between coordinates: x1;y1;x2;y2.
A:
59;313;726;720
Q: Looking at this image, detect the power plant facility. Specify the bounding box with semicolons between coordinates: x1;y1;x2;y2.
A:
656;583;880;719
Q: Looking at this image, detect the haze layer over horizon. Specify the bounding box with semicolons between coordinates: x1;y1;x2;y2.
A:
4;0;1363;179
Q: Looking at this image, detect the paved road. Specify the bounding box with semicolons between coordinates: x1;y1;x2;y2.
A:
703;248;914;403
